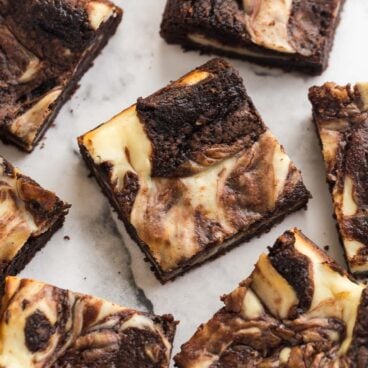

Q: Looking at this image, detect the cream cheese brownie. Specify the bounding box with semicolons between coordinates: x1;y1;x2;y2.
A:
0;0;122;152
0;156;69;286
175;229;368;367
309;83;368;277
161;0;344;75
78;58;310;282
0;276;177;367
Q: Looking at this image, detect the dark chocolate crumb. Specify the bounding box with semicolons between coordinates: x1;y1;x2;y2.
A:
324;245;330;251
64;236;70;241
25;310;55;352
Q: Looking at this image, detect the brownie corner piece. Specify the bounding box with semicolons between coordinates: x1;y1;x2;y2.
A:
0;276;177;367
175;228;368;367
0;156;69;285
0;0;123;152
160;0;344;75
309;81;368;277
78;58;310;282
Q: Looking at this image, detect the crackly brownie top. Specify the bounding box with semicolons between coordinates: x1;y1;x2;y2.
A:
0;0;121;150
309;82;368;275
0;156;69;275
0;277;175;367
80;58;309;273
161;0;342;58
175;229;368;368
136;58;266;177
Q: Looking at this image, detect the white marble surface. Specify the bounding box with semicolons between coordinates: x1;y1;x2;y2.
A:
1;0;368;364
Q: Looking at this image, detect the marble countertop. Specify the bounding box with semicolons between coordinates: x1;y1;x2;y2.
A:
2;0;368;364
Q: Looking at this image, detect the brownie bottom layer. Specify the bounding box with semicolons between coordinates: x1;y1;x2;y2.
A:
0;215;66;291
0;12;122;152
80;145;310;283
178;39;324;76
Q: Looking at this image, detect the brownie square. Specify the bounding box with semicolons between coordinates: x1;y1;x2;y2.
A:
0;155;69;286
161;0;344;75
0;276;177;367
175;228;368;367
0;0;122;152
78;58;310;283
309;82;368;277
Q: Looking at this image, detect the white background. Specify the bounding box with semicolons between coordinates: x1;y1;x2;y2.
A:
2;1;368;364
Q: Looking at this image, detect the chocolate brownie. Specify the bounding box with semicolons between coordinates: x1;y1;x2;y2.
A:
0;276;177;367
309;82;368;277
0;156;70;287
78;58;310;282
161;0;344;75
175;228;368;367
0;0;122;152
